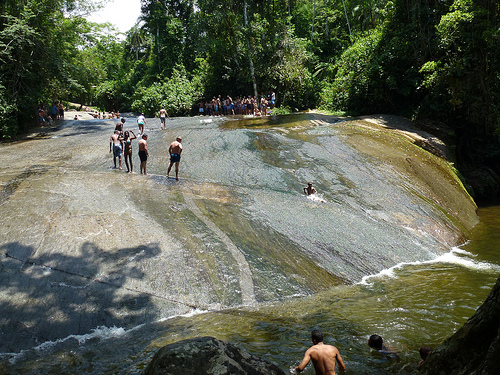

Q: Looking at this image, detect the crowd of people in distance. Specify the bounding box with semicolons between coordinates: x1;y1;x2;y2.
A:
37;101;65;127
37;102;120;126
90;110;121;119
197;92;276;117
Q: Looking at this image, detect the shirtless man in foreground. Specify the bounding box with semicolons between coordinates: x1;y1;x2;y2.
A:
295;330;345;375
167;136;183;180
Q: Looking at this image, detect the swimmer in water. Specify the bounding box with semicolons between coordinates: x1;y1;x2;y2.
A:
418;346;432;367
368;334;400;358
304;182;317;195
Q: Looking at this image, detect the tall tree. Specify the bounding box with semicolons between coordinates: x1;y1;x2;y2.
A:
140;0;194;80
0;0;106;137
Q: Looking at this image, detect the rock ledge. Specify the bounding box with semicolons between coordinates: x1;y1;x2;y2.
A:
143;336;285;375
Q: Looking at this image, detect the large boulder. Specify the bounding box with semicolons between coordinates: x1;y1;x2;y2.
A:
420;274;500;375
143;336;286;375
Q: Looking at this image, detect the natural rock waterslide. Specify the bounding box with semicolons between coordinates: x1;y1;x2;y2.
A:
0;113;477;360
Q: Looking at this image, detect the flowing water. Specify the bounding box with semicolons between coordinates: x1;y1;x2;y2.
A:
0;114;498;374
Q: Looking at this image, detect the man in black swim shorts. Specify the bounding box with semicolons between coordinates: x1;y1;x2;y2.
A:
138;134;149;175
167;136;183;180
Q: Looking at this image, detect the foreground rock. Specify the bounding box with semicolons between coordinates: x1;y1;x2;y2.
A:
143;336;285;375
420;274;500;375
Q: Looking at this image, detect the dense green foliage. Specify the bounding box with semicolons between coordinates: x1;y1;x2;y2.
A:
1;0;103;135
1;0;499;197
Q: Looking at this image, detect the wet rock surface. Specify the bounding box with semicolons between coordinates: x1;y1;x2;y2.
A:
143;336;286;375
0;113;479;365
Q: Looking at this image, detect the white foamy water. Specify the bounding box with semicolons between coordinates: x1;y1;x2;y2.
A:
157;307;210;322
306;193;326;203
2;306;216;365
359;247;500;285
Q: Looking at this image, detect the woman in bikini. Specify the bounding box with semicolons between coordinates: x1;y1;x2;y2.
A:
123;130;137;173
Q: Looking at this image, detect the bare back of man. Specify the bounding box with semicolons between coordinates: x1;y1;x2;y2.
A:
159;108;168;130
296;330;345;375
306;343;343;375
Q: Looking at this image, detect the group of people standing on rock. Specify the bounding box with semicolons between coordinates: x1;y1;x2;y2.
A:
293;330;432;374
197;92;275;117
110;117;148;174
109;114;182;180
37;101;65;126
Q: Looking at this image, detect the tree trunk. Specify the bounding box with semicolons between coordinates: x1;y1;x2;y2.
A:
244;1;258;99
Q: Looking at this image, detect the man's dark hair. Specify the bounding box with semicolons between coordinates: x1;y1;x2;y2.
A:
311;329;323;343
368;334;383;350
419;346;432;360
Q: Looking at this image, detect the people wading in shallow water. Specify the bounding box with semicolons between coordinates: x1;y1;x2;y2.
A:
138;134;149;175
167;136;183;180
110;130;123;170
123;130;137;173
368;334;399;358
295;329;346;375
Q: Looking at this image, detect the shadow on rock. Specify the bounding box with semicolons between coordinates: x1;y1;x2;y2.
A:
0;241;162;354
